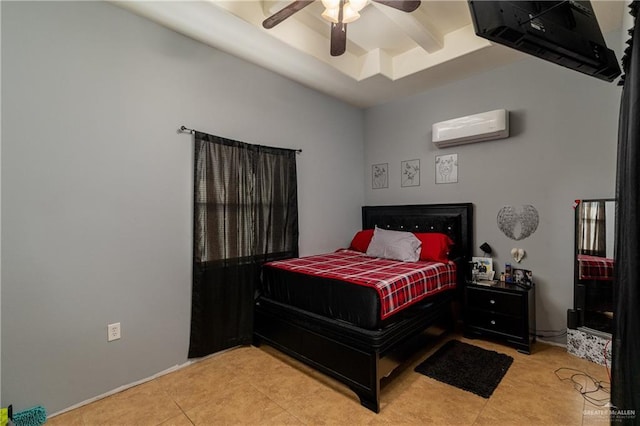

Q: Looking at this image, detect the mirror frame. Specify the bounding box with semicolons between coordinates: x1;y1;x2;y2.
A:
573;198;615;333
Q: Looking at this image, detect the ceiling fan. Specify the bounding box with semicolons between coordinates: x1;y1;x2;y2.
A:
262;0;421;56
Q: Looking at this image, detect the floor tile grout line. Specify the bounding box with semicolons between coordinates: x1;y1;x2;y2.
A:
469;393;492;426
151;377;196;426
166;350;311;425
169;399;196;426
246;380;310;425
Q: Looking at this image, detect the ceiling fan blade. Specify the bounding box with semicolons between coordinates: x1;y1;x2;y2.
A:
372;0;421;13
262;0;314;29
330;22;347;56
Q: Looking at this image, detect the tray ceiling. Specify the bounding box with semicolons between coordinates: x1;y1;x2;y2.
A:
115;0;625;108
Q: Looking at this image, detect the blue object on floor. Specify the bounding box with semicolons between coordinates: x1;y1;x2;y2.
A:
12;406;46;426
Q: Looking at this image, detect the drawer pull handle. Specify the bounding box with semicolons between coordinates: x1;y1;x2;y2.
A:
489;299;496;304
490;320;496;325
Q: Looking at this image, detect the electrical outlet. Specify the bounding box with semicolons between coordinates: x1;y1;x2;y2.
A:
108;322;121;342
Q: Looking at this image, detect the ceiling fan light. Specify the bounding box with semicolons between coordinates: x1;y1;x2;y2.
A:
321;7;340;23
348;0;367;12
342;4;360;23
321;0;341;10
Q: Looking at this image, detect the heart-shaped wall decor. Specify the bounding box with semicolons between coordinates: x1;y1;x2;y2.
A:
497;205;539;241
511;248;525;263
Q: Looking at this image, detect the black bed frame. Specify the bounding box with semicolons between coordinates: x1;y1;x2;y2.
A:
253;203;473;413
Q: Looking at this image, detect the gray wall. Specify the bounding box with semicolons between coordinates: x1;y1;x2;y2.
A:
1;1;363;413
364;38;621;343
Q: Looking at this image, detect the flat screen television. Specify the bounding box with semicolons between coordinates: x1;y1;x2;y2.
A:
468;1;621;82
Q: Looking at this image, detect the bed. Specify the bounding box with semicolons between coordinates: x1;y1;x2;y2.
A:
253;203;473;413
575;254;615;334
577;254;614;281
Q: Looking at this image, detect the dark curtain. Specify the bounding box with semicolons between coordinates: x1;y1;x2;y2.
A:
578;201;607;256
612;2;640;422
188;131;298;358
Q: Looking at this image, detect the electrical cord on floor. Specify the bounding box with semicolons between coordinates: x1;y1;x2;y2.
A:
555;367;610;406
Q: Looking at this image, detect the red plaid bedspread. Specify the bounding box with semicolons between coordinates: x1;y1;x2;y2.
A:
265;249;457;319
578;254;614;281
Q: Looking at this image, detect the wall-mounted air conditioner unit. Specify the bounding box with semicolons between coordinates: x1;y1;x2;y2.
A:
432;109;509;148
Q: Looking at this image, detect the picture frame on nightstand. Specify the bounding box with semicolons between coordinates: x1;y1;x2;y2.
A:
471;256;493;281
513;268;533;285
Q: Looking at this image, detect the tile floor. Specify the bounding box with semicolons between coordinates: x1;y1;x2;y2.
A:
46;332;610;425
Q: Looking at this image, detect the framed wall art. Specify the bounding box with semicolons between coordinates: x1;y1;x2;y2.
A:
401;159;420;187
435;153;458;184
372;163;388;189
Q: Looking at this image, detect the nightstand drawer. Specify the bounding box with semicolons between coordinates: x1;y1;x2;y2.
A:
466;309;523;337
466;286;523;317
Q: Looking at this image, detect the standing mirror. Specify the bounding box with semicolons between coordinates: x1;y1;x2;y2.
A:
573;199;615;335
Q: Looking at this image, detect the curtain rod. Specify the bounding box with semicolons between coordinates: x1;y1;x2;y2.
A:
177;125;195;134
177;126;302;153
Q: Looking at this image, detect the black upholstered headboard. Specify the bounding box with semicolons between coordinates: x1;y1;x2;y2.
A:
362;203;474;265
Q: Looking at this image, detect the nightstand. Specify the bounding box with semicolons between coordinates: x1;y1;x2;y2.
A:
464;281;536;354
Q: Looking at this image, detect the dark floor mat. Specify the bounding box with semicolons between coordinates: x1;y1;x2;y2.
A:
414;340;513;398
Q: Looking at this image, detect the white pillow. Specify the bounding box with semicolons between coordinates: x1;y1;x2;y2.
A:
366;226;422;262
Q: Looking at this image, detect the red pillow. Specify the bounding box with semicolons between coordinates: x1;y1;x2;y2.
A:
349;229;374;253
414;233;454;263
